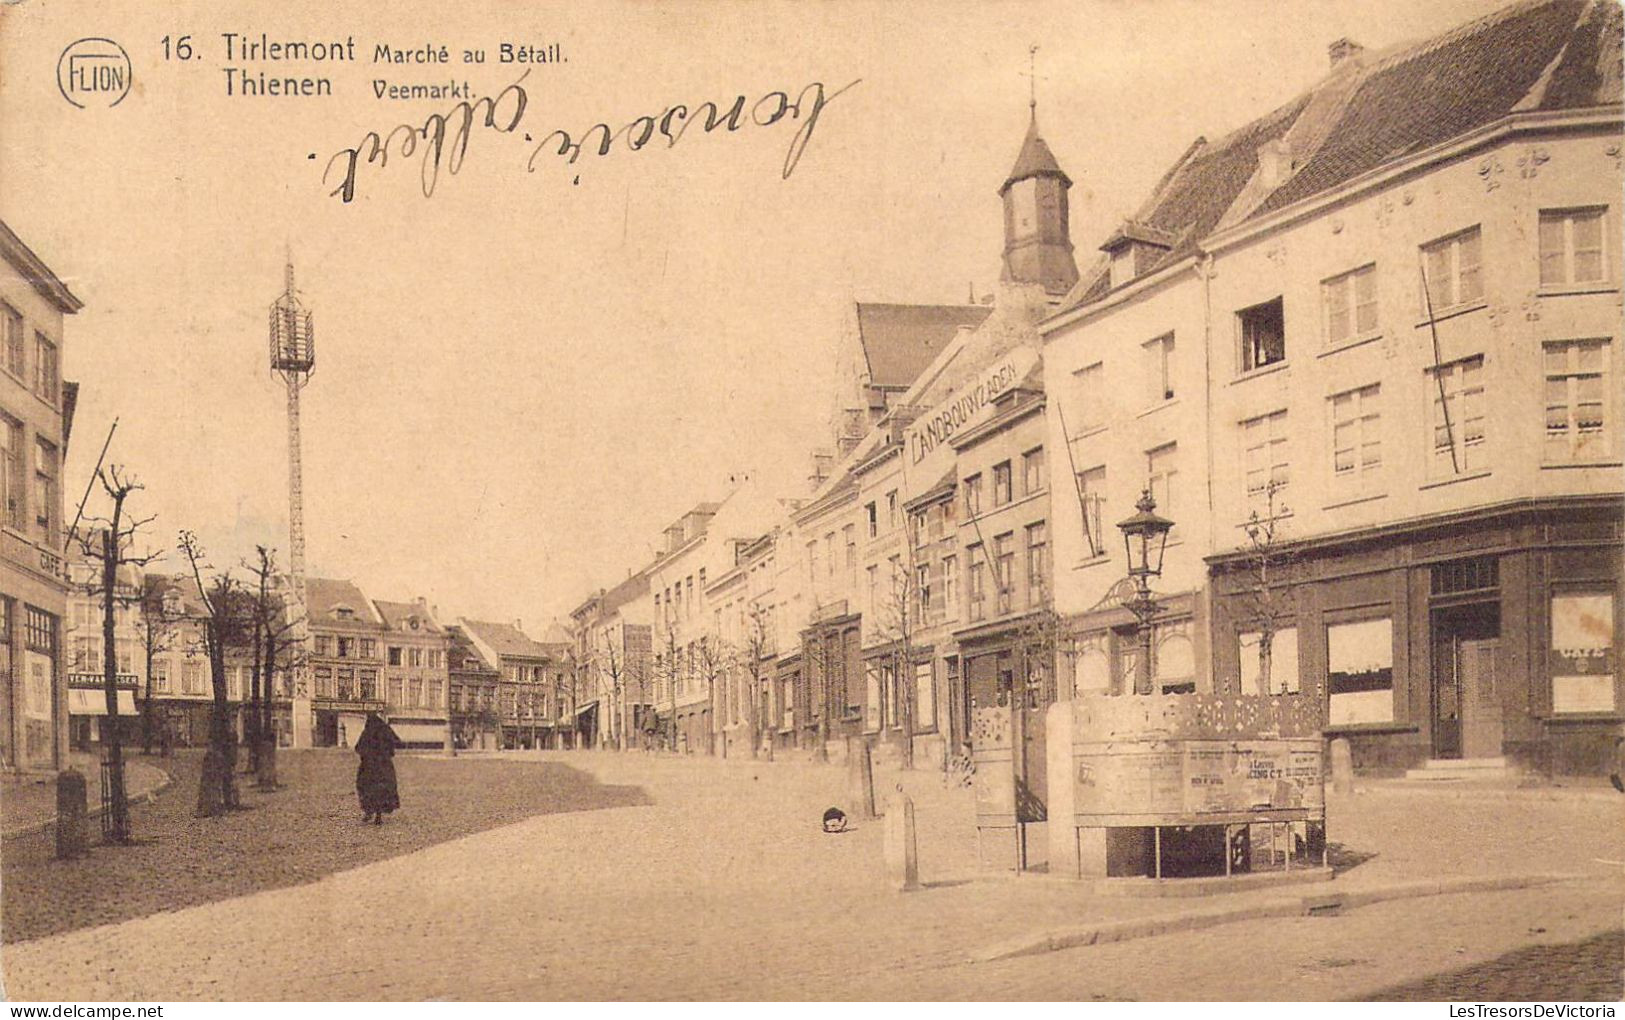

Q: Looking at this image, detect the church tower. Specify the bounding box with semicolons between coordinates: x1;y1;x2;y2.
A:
999;108;1079;297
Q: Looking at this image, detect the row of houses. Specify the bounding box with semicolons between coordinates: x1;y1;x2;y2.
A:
60;561;575;753
567;0;1623;790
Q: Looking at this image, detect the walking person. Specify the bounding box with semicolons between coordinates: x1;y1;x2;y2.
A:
355;713;403;825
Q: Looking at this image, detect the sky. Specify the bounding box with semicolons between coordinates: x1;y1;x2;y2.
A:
1;0;1509;631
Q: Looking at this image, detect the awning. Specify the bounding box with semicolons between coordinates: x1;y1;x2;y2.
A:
391;722;449;744
68;689;137;716
575;699;599;716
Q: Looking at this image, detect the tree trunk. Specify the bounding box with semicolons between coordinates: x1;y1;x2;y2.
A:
100;528;130;843
197;622;237;816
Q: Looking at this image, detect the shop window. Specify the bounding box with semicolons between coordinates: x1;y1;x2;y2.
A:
1550;592;1615;714
915;661;935;732
1240;627;1300;695
1327;618;1394;725
1073;633;1110;695
1155;620;1196;694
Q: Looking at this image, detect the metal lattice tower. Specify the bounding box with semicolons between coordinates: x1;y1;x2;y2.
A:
269;258;315;707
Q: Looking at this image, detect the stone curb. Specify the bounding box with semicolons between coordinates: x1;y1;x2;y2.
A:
969;872;1588;963
2;763;174;842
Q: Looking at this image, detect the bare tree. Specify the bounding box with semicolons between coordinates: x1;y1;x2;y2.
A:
652;622;685;753
876;537;925;770
73;466;161;843
693;635;735;757
136;578;177;756
244;545;303;789
178;530;249;817
741;602;775;761
1238;480;1297;696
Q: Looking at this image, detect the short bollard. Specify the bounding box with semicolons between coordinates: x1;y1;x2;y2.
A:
55;769;88;860
1330;737;1355;796
848;741;876;820
884;793;920;892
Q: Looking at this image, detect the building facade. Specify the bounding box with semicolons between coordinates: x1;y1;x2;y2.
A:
0;221;79;772
1043;0;1623;775
63;555;141;749
458;618;571;750
373;598;451;749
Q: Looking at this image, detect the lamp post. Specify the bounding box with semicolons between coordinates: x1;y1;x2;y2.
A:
1116;488;1174;696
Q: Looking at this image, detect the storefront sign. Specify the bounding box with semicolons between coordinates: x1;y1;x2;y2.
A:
903;345;1038;479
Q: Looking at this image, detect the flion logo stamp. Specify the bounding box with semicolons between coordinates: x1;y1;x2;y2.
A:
57;37;132;109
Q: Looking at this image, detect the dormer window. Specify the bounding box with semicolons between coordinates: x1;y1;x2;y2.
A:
1100;221;1175;290
333;604;355;621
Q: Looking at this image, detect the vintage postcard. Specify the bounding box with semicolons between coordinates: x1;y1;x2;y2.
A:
0;0;1621;1005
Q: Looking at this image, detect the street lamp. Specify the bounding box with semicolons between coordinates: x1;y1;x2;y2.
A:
1117;488;1174;696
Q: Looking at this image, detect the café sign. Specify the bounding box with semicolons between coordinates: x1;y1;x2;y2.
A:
904;345;1038;478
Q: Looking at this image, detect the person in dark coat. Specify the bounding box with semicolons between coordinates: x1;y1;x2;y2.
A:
355;713;403;824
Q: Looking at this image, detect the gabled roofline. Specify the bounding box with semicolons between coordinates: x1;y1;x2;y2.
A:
0;221;83;314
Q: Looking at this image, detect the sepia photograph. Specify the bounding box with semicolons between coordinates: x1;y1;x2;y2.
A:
0;0;1621;1004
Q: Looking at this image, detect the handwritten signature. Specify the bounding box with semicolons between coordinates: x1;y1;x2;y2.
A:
322;72;861;202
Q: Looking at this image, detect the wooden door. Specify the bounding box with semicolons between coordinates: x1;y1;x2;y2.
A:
1459;638;1503;759
1431;630;1462;759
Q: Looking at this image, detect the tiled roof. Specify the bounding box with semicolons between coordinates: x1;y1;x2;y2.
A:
536;621;573;646
1062;0;1621;313
307;578;386;632
855;302;994;390
601;572;649;614
1001;111;1072;193
1257;0;1618;215
373;599;443;634
461;618;553;660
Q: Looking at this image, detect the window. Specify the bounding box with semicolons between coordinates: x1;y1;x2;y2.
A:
1022;447;1045;496
823;533;835;578
1428;355;1486;475
992;462;1012;506
962;474;983;518
1077;466;1107;557
843;524;857;584
1327;618;1394;725
1550;592;1615;713
34;334;57;403
1073;632;1110;695
2;303;22;378
993;533;1014;615
915;661;935;733
1153;619;1196;695
388;646;402;666
1240;627;1300;695
360;669;378;700
313;635;330;656
1;415;21;529
1025;522;1048;606
72;636;97;671
886;490;898;531
1238;297;1286;372
1073;361;1105;432
967;544;986;621
866;564;878;620
1143;334;1175;403
389;676;404;705
1323;264;1378;345
1539;208;1606;288
409;678;423;708
1330;384;1382;490
152;659;170;694
32;439;55;540
428;649;442;669
1146;444;1177;523
1544;340;1609;462
865;501;877;538
916;563;931;624
359;639;376;659
337;667;356;700
1242;411;1289;510
941;554;958;620
409;646;423;668
1421;226;1483;312
336;637;352;659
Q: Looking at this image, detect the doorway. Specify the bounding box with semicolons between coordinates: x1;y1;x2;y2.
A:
1431;601;1502;759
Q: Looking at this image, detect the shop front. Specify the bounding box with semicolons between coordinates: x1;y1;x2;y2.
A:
1209;497;1622;776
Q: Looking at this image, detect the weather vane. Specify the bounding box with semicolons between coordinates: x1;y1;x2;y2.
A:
1021;43;1046;111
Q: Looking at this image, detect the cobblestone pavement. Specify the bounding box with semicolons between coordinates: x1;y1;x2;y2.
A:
1;753;169;837
1366;929;1624;1001
1;750;648;944
2;750;1620;1000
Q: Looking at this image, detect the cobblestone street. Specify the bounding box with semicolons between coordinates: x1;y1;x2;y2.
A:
1;749;1620;1000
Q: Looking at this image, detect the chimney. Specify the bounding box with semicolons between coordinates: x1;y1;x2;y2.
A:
1328;37;1365;70
514;618;523;632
